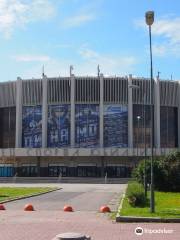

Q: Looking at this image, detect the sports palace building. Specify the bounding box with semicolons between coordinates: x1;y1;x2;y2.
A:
0;74;179;178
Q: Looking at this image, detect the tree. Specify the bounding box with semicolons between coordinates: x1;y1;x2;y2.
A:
132;151;180;192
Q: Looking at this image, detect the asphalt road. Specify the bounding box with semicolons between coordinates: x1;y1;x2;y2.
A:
3;183;126;212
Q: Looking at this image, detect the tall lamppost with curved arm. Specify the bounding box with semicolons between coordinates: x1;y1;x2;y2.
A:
145;11;155;213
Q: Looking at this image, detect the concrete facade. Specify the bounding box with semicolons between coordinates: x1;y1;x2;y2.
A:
0;74;179;177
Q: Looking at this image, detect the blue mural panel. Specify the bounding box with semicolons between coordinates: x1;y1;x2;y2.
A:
75;104;99;148
22;106;42;148
104;105;128;147
48;105;70;147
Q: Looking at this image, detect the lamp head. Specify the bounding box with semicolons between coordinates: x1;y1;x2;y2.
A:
145;11;154;26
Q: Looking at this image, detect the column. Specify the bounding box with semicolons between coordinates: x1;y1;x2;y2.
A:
128;74;133;148
71;74;75;147
100;74;104;148
154;77;161;148
42;75;48;148
15;77;22;148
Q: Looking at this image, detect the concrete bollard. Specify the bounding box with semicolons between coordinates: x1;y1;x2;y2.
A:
24;204;35;211
0;204;6;210
100;205;111;213
52;232;91;240
63;205;73;212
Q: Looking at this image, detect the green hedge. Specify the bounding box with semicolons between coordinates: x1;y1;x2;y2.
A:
126;181;146;207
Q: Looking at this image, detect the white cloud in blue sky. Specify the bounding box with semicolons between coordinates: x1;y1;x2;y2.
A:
12;54;50;62
135;16;180;57
0;0;55;38
61;13;96;29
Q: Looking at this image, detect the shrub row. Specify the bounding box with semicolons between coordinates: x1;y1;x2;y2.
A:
126;181;146;207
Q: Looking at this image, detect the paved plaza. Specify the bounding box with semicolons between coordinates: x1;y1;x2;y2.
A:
0;183;179;240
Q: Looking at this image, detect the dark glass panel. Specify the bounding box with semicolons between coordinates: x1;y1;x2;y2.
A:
133;104;151;148
160;106;178;147
0;107;16;148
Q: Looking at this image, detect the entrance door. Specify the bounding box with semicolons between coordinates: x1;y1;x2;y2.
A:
77;166;97;177
21;166;37;177
106;166;128;178
48;166;67;177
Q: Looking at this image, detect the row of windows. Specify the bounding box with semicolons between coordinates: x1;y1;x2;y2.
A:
0;105;178;148
0;165;132;178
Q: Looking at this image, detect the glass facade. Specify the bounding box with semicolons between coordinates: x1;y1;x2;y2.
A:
104;105;128;147
0;107;16;148
160;106;178;148
106;166;132;178
22;106;42;148
75;104;99;147
47;105;71;147
0;104;178;150
133;104;151;148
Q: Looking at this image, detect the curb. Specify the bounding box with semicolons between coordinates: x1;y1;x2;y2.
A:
116;194;180;223
116;215;180;223
0;187;61;204
118;193;125;213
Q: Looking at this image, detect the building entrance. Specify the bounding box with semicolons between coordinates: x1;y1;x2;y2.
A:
77;166;97;177
48;165;67;177
106;166;131;178
21;165;37;177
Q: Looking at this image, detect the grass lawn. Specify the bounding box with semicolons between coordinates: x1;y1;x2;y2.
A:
0;187;57;202
120;191;180;218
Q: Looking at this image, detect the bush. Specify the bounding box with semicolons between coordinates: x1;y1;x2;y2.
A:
132;151;180;192
126;181;146;207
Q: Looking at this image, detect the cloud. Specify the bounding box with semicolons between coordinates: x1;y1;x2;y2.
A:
20;57;137;79
152;43;167;57
135;16;180;58
12;44;137;78
152;42;180;58
78;46;137;75
135;17;180;42
20;46;137;79
0;0;55;38
61;0;100;29
62;13;96;28
152;18;180;44
12;54;50;62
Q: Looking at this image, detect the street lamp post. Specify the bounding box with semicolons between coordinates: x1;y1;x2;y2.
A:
143;94;147;197
137;116;141;158
145;11;155;213
129;83;147;195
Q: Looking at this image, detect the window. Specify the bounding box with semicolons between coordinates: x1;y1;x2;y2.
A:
0;107;16;148
160;106;178;147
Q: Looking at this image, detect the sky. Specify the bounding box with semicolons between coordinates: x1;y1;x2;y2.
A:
0;0;180;81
